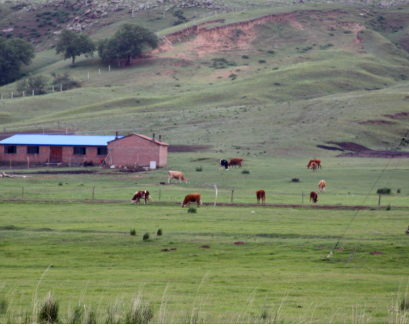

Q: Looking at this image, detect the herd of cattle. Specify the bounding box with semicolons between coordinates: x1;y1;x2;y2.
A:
131;158;325;207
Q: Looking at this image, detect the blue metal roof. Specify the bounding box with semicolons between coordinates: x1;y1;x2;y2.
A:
0;134;123;147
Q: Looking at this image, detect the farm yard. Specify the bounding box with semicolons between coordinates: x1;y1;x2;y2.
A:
0;155;409;323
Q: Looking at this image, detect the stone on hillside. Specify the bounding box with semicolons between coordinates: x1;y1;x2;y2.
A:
53;31;61;35
84;9;91;15
101;12;108;17
74;16;80;20
49;44;56;48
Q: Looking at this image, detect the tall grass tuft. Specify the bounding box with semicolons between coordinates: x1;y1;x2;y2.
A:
38;292;59;324
386;203;391;211
84;307;97;324
69;305;84;324
157;228;162;236
195;166;203;172
125;297;154;324
0;296;7;315
242;169;250;174
130;228;136;236
143;232;150;241
188;208;197;213
106;301;121;324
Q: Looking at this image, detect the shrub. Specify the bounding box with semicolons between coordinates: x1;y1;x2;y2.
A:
17;75;48;95
241;55;249;59
397;188;401;194
130;228;136;236
259;59;266;63
386;203;391;211
188;208;197;213
291;178;300;182
38;292;59;324
267;50;275;54
211;57;236;69
196;166;203;172
157;228;162;236
143;232;149;241
377;188;391;194
51;72;81;91
124;298;153;324
242;169;250;174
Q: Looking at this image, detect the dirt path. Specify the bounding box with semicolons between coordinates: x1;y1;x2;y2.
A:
1;198;405;211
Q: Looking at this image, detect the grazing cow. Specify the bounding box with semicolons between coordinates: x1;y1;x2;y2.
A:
168;171;187;184
310;162;318;172
318;180;326;192
182;193;202;208
307;159;322;169
219;159;229;170
131;190;151;204
256;190;266;204
228;158;243;168
310;191;318;203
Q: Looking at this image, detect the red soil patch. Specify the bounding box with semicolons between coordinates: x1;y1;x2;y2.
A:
169;145;212;152
358;120;396;125
170;248;177;251
161;249;169;252
200;245;210;249
384;112;409;120
369;251;383;255
234;241;245;245
335;247;345;250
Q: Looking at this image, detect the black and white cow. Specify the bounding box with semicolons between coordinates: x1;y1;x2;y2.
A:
219;159;229;170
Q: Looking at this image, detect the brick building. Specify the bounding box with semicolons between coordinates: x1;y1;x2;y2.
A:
107;134;168;167
0;133;168;167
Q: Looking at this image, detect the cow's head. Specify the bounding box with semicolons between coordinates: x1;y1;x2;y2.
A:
131;200;136;204
181;202;185;208
183;177;187;184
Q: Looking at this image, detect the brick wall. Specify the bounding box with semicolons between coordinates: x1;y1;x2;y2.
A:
108;135;168;167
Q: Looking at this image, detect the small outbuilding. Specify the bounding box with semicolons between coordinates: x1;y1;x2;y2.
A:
107;134;168;167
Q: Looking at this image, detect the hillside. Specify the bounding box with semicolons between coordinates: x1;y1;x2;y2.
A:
1;0;409;156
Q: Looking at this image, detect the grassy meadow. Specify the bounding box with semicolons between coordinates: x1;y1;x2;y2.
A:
0;155;409;323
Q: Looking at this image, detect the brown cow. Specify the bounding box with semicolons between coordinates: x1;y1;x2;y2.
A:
131;190;151;204
310;162;318;172
182;193;202;208
318;180;326;192
256;190;266;204
307;159;322;169
229;158;243;168
168;171;187;184
310;191;318;203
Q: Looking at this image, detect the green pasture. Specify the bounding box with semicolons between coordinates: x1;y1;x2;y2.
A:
0;155;409;207
0;199;408;323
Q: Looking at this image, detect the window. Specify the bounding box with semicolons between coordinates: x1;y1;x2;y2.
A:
97;147;107;156
4;145;16;154
73;147;86;155
27;146;39;154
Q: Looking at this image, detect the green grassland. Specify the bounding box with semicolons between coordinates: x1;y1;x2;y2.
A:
1;1;409;323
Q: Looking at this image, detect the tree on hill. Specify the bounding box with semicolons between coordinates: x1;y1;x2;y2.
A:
16;75;48;95
97;24;159;66
55;29;95;66
0;37;35;86
173;9;186;24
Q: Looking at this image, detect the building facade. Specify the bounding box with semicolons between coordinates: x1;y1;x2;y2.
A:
0;133;168;167
107;134;168;167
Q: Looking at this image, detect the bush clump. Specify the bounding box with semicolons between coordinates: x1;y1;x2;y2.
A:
38;292;59;324
242;169;250;174
143;232;149;241
130;228;136;236
157;228;162;236
377;188;391;194
188;208;197;213
195;166;203;172
291;178;300;182
211;57;236;69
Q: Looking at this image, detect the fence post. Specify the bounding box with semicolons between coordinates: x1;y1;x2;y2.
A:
60;84;62;91
92;186;95;200
87;72;90;80
32;90;34;96
302;191;304;205
214;185;218;207
99;69;101;76
159;188;161;201
22;187;24;198
23;91;25;97
11;92;13;99
378;192;381;206
1;94;2;101
52;86;55;92
231;187;234;204
109;65;111;72
74;75;76;81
